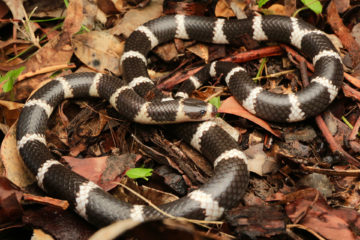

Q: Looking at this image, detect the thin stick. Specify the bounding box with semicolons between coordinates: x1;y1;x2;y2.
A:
116;182;224;225
17;63;76;81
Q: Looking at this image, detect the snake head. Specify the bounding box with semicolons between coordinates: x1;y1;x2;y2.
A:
180;98;217;121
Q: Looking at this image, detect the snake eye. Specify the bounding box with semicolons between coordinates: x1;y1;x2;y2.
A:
200;109;206;115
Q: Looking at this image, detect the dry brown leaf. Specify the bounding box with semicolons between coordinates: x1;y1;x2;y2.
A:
0;1;9;19
63;155;109;188
24;0;66;18
108;0;163;38
64;154;137;191
82;0;107;27
218;96;281;137
97;0;120;14
186;43;209;63
268;4;287;16
352;23;360;46
89;219;142;240
3;0;25;20
0;123;35;188
0;100;23;110
215;0;236;18
333;0;350;13
286;188;359;240
112;0;128;12
0;177;23;226
244;143;278;176
284;0;296;16
153;42;178;62
73;31;124;75
31;229;55;240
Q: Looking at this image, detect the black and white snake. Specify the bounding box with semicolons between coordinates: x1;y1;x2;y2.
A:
16;14;343;227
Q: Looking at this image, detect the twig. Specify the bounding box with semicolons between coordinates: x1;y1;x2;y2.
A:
252;69;295;81
298;60;309;86
344;72;360;89
221;45;283;63
315;116;360;166
23;193;69;210
115;182;236;239
301;165;360;176
17;63;76;81
204;88;224;102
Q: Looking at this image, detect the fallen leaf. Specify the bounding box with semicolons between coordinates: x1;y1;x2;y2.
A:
333;0;350;13
284;0;296;16
215;0;236;18
226;205;286;238
3;0;25;20
73;31;124;75
286;188;359;240
0;1;9;19
0;177;23;226
89;219;141;240
1;123;35;188
186;43;209;63
0;100;23;110
218;96;281;137
352;23;360;46
90;219;209;240
108;0;163;38
31;229;55;240
64;153;137;191
268;4;287;15
153;42;178;62
244;143;278;176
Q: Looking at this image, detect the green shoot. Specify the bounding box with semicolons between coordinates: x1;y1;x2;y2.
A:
126;168;153;181
209;96;221;109
293;0;322;16
31;17;65;23
341;116;360;136
209;96;221;117
301;0;322;14
256;58;267;82
0;66;25;92
257;0;270;8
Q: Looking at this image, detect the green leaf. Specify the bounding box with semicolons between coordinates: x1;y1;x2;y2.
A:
257;0;270;8
126;168;153;181
31;17;65;23
3;76;15;92
301;0;322;14
0;66;25;92
209;96;221;109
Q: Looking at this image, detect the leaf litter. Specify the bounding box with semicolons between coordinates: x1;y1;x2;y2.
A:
0;0;360;239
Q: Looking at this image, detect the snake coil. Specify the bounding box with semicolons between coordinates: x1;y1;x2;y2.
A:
17;15;343;227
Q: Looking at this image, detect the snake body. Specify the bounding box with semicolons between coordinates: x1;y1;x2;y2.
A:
16;15;343;227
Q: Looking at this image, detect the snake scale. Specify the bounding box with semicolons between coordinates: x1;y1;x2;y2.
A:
16;14;343;227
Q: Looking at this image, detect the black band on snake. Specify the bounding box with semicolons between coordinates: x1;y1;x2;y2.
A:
16;15;343;227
